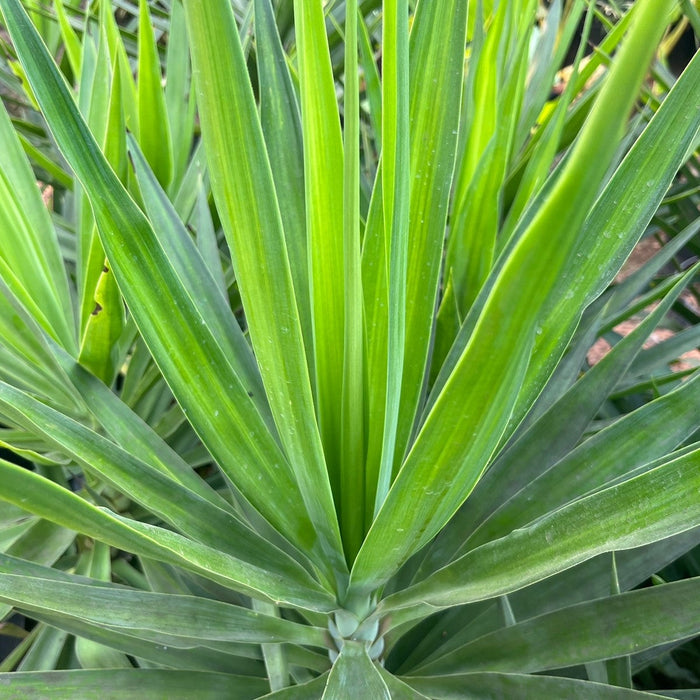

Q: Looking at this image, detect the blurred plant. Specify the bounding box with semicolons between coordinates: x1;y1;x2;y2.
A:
0;0;698;696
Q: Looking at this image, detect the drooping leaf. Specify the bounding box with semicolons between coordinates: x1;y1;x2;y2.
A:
378;445;700;624
0;670;269;699
411;577;700;675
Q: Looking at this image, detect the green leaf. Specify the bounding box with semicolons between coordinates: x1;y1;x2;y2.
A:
0;102;76;354
339;0;365;561
350;0;676;594
447;0;532;312
126;134;270;425
254;0;312;385
14;624;69;672
420;269;695;575
0;380;298;562
292;0;346;486
361;0;468;521
99;1;138;134
465;371;700;551
392;0;469;477
358;12;382;153
0;517;75;621
260;673;328;698
372;0;410;514
164;0;194;188
0;670;269;699
0;573;328;648
508;40;700;431
378;445;700;623
136;0;173;187
182;0;345;579
0;0;332;564
50;346;232;511
73;544;132;670
323;641;390;699
412;577;700;675
24;608;267;675
0;461;336;611
376;666;430;699
52;0;82;78
403;672;671;699
77;258;125;384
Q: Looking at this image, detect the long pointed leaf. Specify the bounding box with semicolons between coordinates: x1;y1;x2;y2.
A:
0;670;268;699
0;572;327;648
0;0;330;564
378;445;700;624
412;577;700;675
350;0;675;594
0;460;335;611
182;0;345;579
293;0;346;487
404;673;670;699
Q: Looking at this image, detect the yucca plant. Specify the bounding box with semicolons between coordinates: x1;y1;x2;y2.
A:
0;0;699;695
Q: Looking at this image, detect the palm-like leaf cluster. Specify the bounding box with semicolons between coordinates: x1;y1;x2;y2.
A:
0;0;698;696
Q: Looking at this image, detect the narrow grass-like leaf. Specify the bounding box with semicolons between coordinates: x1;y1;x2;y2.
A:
0;380;321;586
412;578;700;675
339;0;365;561
0;462;336;611
182;0;345;579
191;177;227;296
136;0;172;187
391;0;468;474
100;0;138;133
447;0;532;312
358;12;382;153
362;0;468;508
25;608;267;675
164;0;194;189
261;673;328;699
0;670;269;699
375;665;430;699
127;135;271;422
628;324;700;376
73;543;133;670
0;0;334;563
292;0;346;487
350;0;675;594
0;276;83;412
0;103;76;353
253;599;289;692
50;345;232;510
52;0;82;78
509;44;700;431
465;371;700;551
419;270;695;574
404;673;670;699
377;446;700;623
254;0;312;384
14;625;68;672
77;257;125;384
75;23;111;340
17;131;73;190
3;518;75;571
373;0;410;513
502;2;591;239
0;517;79;623
428;4;696;431
0;574;328;648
